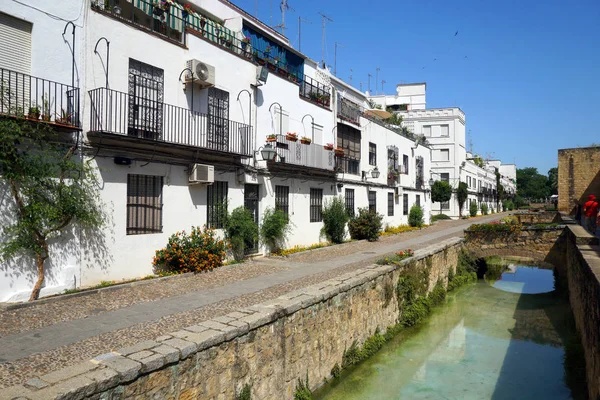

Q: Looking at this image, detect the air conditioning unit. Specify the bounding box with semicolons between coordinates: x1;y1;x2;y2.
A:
189;164;214;185
185;59;216;88
256;65;268;84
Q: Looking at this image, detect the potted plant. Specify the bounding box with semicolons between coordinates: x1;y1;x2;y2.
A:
199;16;206;30
241;36;250;50
324;143;334;151
300;136;312;145
334;146;345;156
264;45;271;54
152;1;168;16
41;96;52;122
27;105;40;120
288;72;298;83
285;132;298;142
266;134;277;142
182;3;193;18
309;92;318;102
55;109;71;125
225;36;232;47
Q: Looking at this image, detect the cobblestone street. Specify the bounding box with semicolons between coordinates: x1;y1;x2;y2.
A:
0;214;505;388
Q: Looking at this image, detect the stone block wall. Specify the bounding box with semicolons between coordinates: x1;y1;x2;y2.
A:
6;238;463;400
558;147;600;214
563;226;600;399
514;211;560;225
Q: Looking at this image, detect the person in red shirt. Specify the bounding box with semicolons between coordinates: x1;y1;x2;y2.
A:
583;194;599;234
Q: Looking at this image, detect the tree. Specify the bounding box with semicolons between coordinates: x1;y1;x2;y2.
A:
225;207;258;261
0;119;104;301
431;180;452;214
456;182;468;217
516;167;550;201
321;197;349;244
547;167;558;196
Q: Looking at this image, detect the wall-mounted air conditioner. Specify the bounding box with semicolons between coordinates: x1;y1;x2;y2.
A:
189;164;214;185
185;59;216;88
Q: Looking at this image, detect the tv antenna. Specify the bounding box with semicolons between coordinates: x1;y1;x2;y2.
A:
298;17;311;51
317;12;333;68
334;42;344;76
275;0;294;36
381;79;386;94
349;68;353;84
360;81;365;92
367;73;372;94
375;67;380;95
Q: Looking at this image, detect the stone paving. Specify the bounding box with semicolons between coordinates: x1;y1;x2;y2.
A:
0;213;506;389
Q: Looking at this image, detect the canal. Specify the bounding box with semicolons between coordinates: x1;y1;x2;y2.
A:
314;265;587;400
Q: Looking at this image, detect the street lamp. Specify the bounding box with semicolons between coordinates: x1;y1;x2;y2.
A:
362;166;380;180
259;144;276;161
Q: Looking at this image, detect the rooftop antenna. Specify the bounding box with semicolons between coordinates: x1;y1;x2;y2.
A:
360;81;364;92
367;73;372;94
349;68;353;84
334;42;344;76
298;17;311;51
381;79;386;94
275;0;294;36
375;67;380;95
254;0;258;17
317;12;333;68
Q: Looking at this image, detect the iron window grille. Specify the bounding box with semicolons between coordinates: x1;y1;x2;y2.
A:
310;188;323;222
345;188;355;217
126;174;163;235
275;185;290;217
369;142;377;166
416;195;421;208
403;154;409;175
388;192;394;216
207;181;228;228
368;191;377;213
403;193;409;215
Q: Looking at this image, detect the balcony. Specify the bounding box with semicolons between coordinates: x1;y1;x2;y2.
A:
337;98;361;126
299;76;331;109
88;88;253;157
0;67;80;129
269;135;335;172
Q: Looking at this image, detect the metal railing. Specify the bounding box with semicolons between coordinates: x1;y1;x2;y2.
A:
337;97;361;126
92;0;186;45
0;67;80;128
300;76;331;108
89;87;253;156
272;135;335;171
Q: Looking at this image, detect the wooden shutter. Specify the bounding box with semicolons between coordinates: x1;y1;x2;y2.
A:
0;12;32;74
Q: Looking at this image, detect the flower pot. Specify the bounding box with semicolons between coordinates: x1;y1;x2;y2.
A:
286;134;298;142
334;148;345;156
153;7;164;16
267;63;276;71
300;139;311;145
324;145;334;151
257;58;266;66
28;111;40;120
266;137;277;143
41;114;51;122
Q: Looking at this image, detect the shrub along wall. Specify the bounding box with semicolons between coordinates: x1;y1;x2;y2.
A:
7;239;466;400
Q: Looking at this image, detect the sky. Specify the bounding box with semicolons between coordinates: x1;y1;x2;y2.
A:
231;0;600;176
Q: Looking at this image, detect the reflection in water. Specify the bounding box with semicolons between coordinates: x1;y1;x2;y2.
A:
493;266;555;294
314;267;585;400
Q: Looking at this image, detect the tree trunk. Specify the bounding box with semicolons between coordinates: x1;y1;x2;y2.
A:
29;254;47;301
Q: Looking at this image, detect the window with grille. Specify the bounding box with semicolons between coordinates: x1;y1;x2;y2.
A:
416;195;421;207
207;181;228;228
403;154;409;174
345;188;355;217
388;192;394;216
310;188;323;222
441;173;450;182
336;123;361;174
275;185;289;217
127;174;163;235
403;193;409;215
368;191;376;213
369;142;377;166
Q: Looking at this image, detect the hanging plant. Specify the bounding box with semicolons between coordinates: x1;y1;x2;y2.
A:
285;132;298;142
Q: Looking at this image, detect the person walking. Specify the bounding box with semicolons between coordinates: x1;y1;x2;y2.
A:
583;194;599;235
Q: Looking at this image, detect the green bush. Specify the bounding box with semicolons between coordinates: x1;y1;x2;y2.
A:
401;296;432;327
260;207;291;253
481;203;489;215
321;197;349;244
225;207;258;261
431;213;451;222
505;200;515;211
331;363;341;379
237;384;252;400
153;227;227;274
408;205;424;227
348;207;383;242
469;202;478;217
294;376;312;400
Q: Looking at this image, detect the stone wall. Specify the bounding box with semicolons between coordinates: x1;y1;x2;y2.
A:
513;211;561;225
5;238;463;400
563;225;600;399
557;146;600;214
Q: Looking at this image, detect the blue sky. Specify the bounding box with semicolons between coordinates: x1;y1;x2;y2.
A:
232;0;600;176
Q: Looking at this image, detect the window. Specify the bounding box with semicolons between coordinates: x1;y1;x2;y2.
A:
423;125;431;136
441;125;449;136
441;173;450;182
416;195;421;207
403;154;409;174
127;174;163;235
434;149;450;161
369;191;377;213
388;147;399;173
388;193;394;216
337;123;361;174
403;194;409;215
310;188;323;222
275;185;289;217
128;59;164;140
369;142;377;166
345;189;355;217
207;181;228;228
207;87;230;152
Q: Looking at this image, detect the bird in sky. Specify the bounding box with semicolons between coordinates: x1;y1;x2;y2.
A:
455;31;459;36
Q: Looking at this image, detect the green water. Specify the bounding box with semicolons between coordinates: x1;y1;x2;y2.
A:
314;267;586;400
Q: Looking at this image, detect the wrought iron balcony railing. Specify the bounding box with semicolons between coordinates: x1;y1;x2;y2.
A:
335;156;360;175
299;76;331;109
271;135;335;171
89;88;253;157
337;97;361;126
0;67;80;128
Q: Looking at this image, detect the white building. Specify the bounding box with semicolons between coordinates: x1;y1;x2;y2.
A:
371;83;517;218
0;0;432;301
